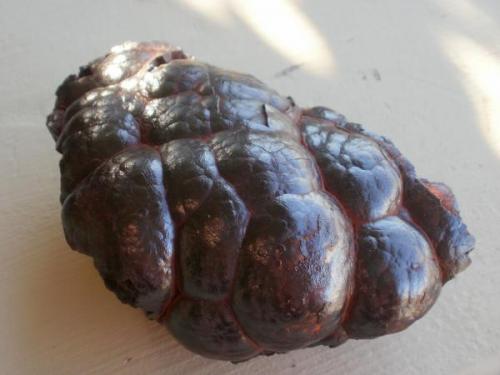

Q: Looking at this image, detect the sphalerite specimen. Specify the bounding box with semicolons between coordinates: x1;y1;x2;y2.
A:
46;41;474;362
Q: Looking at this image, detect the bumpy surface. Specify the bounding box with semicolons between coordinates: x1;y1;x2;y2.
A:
46;41;475;362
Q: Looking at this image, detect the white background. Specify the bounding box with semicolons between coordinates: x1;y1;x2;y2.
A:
1;1;499;374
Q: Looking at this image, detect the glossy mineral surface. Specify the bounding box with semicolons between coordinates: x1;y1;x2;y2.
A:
46;41;475;362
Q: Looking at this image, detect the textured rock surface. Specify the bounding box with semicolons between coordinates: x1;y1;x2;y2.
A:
46;41;474;362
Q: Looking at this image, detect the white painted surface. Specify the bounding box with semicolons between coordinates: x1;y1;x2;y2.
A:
1;1;499;374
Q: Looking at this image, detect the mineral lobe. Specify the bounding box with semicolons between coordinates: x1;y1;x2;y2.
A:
46;41;475;361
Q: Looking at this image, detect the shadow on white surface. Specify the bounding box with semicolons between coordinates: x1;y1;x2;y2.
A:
459;353;500;375
179;0;336;76
438;0;500;159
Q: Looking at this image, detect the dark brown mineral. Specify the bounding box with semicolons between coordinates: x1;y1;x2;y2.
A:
46;41;474;361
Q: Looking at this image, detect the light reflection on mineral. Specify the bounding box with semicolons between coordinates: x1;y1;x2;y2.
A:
142;71;161;95
85;91;98;102
103;54;128;81
121;78;138;92
110;41;138;54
